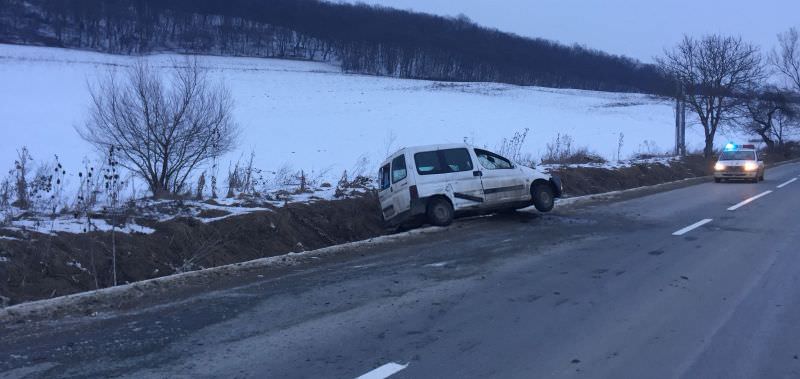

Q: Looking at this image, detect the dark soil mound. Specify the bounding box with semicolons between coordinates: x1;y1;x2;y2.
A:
548;156;712;197
0;194;384;305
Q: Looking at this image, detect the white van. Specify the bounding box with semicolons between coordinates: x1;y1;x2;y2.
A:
378;143;563;227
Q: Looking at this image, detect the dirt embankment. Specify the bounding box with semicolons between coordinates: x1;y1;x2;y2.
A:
1;151;797;306
548;156;712;196
0;195;384;305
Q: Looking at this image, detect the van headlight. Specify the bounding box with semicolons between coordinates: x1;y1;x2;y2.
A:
744;162;758;171
714;162;726;171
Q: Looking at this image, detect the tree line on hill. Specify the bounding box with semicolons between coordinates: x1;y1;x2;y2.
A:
0;0;670;94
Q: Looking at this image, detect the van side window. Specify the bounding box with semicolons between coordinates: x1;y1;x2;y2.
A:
441;148;473;172
379;164;391;190
391;155;407;183
414;151;443;174
414;148;473;175
475;149;513;170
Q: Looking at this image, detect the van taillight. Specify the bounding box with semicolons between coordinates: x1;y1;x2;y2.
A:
409;185;419;200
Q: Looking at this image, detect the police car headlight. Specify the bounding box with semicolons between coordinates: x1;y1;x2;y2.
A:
714;162;726;171
744;162;758;171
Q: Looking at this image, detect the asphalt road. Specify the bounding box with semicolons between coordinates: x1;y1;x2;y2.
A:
2;162;800;379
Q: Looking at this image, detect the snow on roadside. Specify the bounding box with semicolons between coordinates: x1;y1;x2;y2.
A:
0;179;370;235
0;154;680;236
9;218;155;235
193;203;273;224
538;156;678;172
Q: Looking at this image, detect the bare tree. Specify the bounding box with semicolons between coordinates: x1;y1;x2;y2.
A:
13;147;32;209
657;35;764;158
80;59;238;198
738;88;797;150
770;27;800;92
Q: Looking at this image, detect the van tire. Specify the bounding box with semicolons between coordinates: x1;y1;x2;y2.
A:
427;197;454;226
532;183;555;212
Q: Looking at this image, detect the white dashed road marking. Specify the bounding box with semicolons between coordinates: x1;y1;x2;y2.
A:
673;219;713;236
727;191;773;211
356;362;409;379
777;178;797;189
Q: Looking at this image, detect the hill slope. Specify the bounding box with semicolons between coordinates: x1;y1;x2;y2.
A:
0;43;742;195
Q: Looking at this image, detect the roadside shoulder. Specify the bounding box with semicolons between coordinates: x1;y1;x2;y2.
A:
4;159;799;324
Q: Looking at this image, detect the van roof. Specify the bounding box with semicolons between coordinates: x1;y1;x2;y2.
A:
382;143;471;164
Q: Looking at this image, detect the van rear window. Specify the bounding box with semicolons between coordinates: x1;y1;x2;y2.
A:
414;148;473;175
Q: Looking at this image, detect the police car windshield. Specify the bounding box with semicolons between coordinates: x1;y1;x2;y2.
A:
719;151;755;161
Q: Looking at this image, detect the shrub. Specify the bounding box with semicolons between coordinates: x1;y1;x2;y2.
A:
12;147;32;209
497;128;529;163
631;140;672;160
541;134;606;165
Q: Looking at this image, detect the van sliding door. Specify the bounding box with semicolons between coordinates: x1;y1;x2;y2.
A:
414;148;484;210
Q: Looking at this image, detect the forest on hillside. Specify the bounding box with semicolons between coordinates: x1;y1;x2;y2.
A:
0;0;670;94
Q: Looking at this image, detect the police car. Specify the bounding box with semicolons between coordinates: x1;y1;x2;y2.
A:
378;143;563;227
713;143;765;183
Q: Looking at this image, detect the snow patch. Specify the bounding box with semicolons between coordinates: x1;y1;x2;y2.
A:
538;156;678;172
9;218;155;235
66;260;88;272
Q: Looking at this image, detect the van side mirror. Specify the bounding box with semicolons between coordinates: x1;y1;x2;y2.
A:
473;170;482;177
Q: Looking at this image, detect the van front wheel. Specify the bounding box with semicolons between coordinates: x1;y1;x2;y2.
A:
427;197;454;226
532;183;555;212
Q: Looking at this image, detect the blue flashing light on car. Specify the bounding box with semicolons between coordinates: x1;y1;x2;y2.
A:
724;143;756;151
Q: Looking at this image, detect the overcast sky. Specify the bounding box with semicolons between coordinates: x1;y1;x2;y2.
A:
344;0;799;63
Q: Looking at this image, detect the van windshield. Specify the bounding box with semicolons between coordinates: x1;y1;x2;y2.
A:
414;148;473;175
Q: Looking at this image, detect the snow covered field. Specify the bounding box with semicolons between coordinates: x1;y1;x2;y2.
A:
0;43;744;194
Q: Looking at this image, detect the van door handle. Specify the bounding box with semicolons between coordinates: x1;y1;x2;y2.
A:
473;171;482;177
